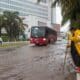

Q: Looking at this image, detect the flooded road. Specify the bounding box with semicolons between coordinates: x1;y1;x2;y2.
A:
0;39;76;80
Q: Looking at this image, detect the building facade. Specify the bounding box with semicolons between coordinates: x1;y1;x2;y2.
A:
0;0;49;25
0;0;60;38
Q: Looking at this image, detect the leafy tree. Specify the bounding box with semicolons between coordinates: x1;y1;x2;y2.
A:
0;14;4;36
52;0;80;28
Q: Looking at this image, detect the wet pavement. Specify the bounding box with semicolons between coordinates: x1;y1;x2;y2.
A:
0;38;76;80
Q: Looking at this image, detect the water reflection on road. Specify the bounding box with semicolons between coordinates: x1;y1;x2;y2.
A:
0;39;76;80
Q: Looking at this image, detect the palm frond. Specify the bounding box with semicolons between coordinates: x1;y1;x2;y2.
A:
51;0;60;8
61;16;69;26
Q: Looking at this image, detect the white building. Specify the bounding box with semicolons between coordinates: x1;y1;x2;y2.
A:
0;0;59;39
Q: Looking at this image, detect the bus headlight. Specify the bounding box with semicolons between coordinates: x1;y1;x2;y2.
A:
43;38;46;41
30;38;33;41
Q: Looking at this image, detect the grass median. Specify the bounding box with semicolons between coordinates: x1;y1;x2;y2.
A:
0;41;29;48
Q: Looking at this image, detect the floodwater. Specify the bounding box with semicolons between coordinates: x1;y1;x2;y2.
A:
0;38;76;80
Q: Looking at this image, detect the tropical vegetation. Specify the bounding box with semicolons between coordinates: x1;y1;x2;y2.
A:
37;0;80;28
0;11;25;41
52;0;80;28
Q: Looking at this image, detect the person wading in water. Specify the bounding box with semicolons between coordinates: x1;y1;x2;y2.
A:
67;27;80;72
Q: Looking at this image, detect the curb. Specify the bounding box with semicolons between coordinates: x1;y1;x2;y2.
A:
0;41;30;49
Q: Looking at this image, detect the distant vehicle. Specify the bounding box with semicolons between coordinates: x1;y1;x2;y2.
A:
30;26;57;45
57;36;62;41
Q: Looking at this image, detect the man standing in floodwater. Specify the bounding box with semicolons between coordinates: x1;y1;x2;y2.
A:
67;27;80;72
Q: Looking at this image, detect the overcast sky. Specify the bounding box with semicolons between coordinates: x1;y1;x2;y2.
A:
56;6;70;32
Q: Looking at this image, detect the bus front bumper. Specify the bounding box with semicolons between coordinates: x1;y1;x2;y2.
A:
30;38;48;45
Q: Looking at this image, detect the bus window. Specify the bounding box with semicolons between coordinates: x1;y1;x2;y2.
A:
31;27;45;38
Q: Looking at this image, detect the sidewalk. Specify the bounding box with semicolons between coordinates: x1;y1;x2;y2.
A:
0;41;29;49
60;39;76;80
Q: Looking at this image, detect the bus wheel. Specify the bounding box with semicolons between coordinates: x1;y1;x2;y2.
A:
50;39;54;44
44;43;48;46
35;44;39;46
48;40;50;44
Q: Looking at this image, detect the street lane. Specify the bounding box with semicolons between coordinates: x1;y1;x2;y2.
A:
0;39;76;80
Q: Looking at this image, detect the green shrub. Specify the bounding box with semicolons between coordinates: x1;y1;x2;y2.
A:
1;35;9;42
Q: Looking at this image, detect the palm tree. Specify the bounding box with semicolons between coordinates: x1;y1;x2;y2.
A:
52;0;80;28
3;11;24;41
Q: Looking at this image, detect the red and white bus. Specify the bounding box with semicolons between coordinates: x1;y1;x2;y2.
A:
30;26;57;45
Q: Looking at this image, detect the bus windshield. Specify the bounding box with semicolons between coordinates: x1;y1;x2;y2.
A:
31;27;45;38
